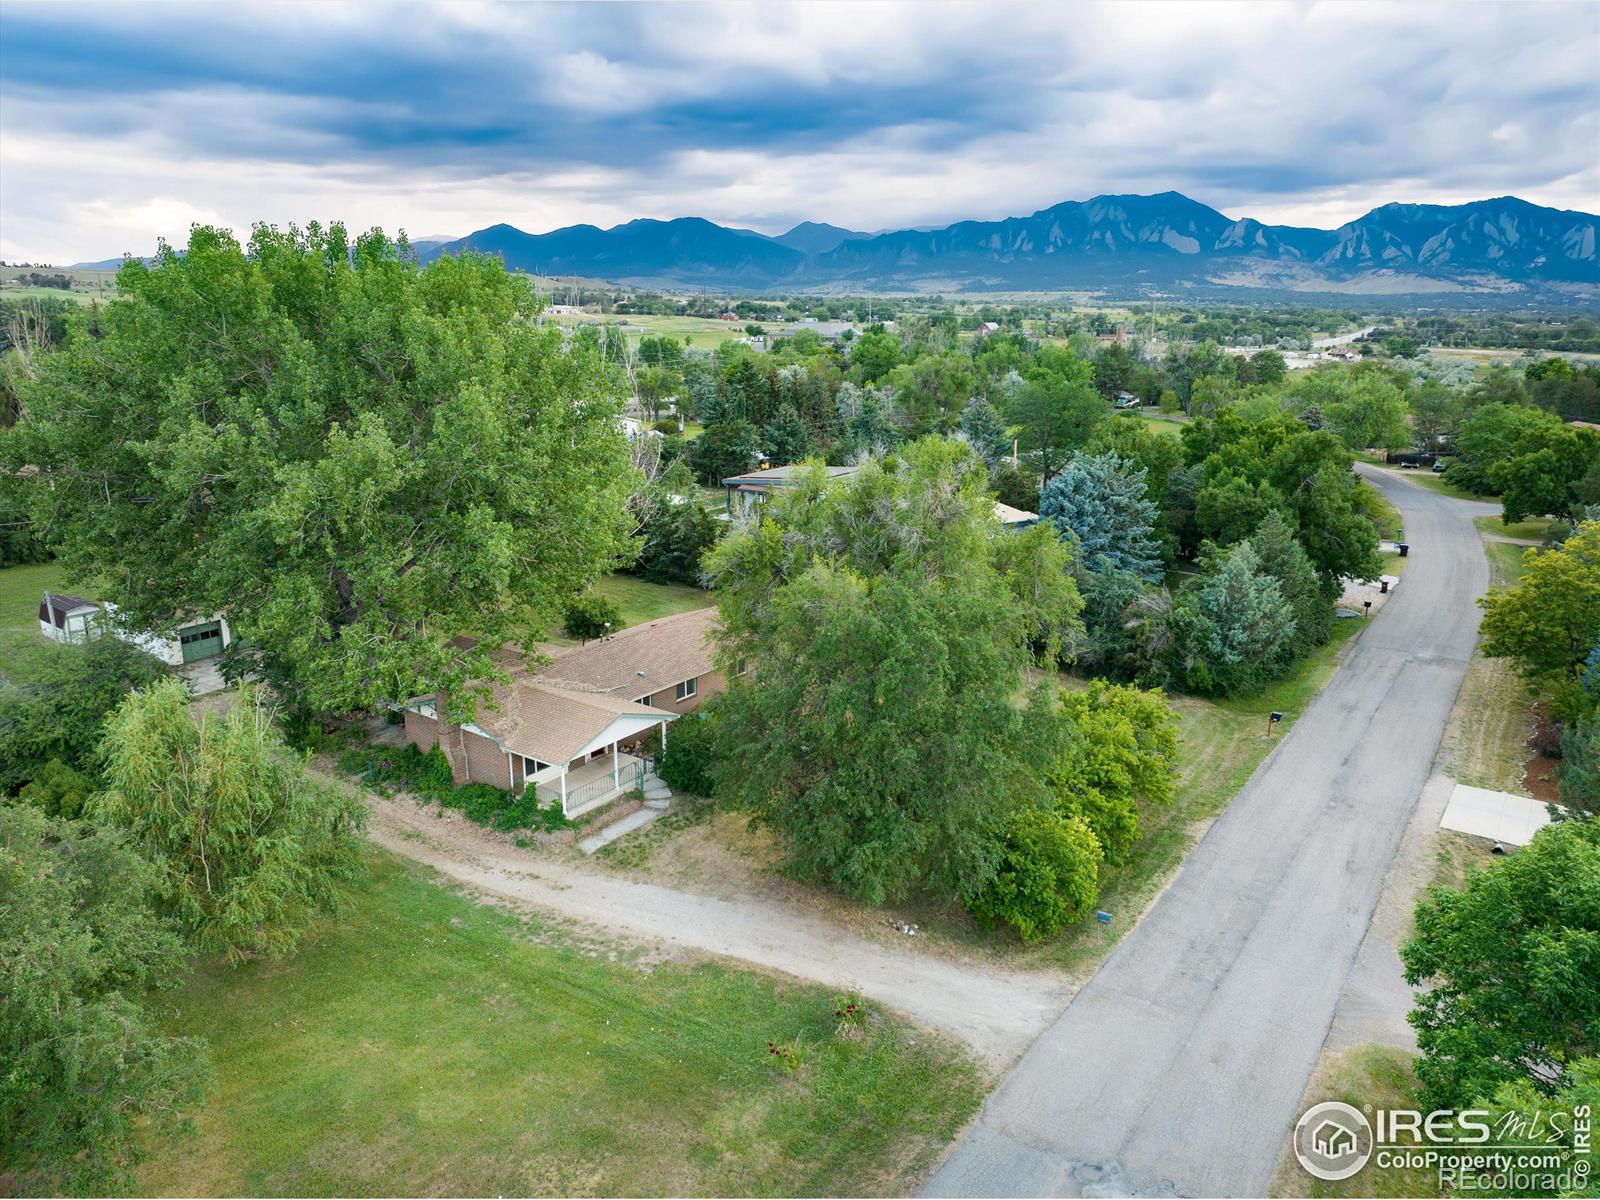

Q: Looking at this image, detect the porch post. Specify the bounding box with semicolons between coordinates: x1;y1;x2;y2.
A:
660;719;667;750
560;765;567;808
612;741;620;789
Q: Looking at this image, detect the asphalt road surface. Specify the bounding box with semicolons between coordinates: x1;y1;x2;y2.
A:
926;468;1498;1198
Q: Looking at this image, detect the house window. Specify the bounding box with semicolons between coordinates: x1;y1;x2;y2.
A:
675;677;698;701
733;657;748;677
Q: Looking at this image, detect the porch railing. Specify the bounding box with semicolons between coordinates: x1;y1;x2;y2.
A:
534;756;646;817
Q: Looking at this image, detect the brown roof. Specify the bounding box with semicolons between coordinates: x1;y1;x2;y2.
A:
536;607;718;700
466;679;676;765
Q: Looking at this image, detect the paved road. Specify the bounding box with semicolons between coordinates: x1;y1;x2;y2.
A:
926;468;1498;1198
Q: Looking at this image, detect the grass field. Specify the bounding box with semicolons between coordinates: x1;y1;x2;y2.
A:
0;560;65;629
592;573;710;627
545;311;748;351
1271;1044;1436;1198
1439;540;1535;793
135;851;983;1197
1;265;121;305
1473;514;1556;542
1136;410;1188;437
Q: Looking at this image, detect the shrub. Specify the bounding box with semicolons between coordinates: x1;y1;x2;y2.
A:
965;806;1102;941
0;637;168;793
16;758;94;820
766;1037;807;1076
658;709;720;797
563;592;622;640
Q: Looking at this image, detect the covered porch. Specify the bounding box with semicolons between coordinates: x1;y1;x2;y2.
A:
528;748;653;819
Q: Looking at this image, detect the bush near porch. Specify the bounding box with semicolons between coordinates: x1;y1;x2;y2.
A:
338;743;572;833
134;850;985;1197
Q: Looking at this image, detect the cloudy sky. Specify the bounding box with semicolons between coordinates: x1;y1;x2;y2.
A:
1;0;1597;264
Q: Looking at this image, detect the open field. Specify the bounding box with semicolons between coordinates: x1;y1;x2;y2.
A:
135;850;984;1198
1;265;121;304
544;311;750;351
0;560;65;629
1135;410;1187;437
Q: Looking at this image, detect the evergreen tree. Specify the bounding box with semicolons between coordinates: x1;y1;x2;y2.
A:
1039;451;1164;582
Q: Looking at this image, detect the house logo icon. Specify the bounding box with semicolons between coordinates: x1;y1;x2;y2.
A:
1294;1101;1373;1181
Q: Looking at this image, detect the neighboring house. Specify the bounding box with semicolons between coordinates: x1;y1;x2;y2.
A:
977;321;1001;335
721;464;858;515
38;592;101;644
35;590;232;663
724;462;1039;529
404;607;733;818
994;502;1039;529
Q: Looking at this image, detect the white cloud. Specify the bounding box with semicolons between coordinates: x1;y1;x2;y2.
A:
1;0;1595;263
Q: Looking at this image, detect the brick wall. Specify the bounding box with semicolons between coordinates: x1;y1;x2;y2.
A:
404;709;440;754
461;727;513;789
642;669;728;714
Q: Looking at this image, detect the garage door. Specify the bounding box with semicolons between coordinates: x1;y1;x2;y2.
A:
178;620;224;662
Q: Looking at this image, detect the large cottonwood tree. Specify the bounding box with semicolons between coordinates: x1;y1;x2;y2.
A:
4;224;636;718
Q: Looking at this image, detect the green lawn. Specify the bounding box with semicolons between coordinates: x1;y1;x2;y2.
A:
1474;514;1556;542
1136;410;1187;437
0;560;66;629
136;851;983;1197
1358;479;1406;543
1272;1044;1437;1198
1439;540;1536;793
592;573;711;628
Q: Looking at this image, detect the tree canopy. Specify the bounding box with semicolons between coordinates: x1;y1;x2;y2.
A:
3;224;636;720
94;679;368;961
704;439;1083;907
1400;817;1600;1111
0;805;211;1192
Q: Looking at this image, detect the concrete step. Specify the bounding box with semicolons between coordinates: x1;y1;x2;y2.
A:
643;797;671;810
577;807;663;854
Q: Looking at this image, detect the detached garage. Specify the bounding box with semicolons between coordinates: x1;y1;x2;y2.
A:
38;591;233;666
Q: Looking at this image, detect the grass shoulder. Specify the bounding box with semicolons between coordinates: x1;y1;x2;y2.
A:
136;848;984;1197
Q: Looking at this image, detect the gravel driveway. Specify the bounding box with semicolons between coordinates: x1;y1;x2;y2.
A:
368;795;1071;1068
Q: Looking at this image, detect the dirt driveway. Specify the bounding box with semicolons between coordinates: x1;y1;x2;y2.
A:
367;795;1069;1068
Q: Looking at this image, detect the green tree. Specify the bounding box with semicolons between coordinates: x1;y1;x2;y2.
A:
1247;509;1332;663
849;326;901;384
563;592;622;640
0;806;211;1193
689;417;762;485
964;807;1101;941
1049;681;1178;863
705;440;1082;906
1323;373;1412;452
94;680;368;961
1007;371;1105;479
0;636;168;793
1400;817;1600;1110
959;395;1011;466
763;402;813;465
1479;523;1600;717
1174;542;1296;695
1558;715;1600;821
1249;349;1288;385
1039;451;1164;582
3;225;636;723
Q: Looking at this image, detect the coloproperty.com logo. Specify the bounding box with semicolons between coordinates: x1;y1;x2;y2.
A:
1294;1099;1593;1192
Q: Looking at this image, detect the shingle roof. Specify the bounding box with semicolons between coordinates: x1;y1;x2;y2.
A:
467;678;676;765
39;592;100;627
536;606;718;700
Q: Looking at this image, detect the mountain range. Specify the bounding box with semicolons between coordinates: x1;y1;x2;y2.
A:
417;192;1598;297
69;191;1598;297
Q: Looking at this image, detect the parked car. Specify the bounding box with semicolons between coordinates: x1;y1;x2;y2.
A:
1431;460;1449;473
